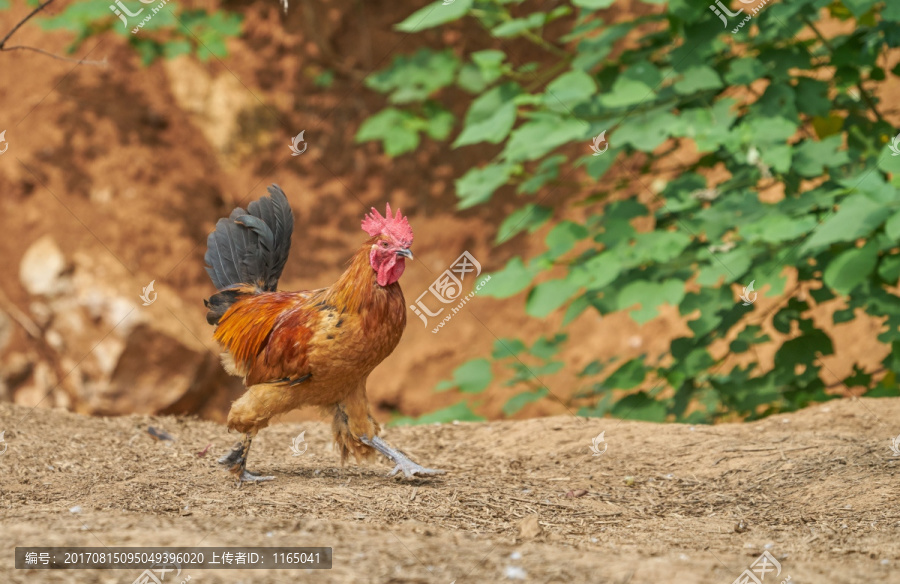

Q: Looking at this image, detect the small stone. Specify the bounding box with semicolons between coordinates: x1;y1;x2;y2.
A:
504;565;527;580
517;515;542;540
20;236;69;296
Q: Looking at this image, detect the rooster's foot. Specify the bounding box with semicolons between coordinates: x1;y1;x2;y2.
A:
217;441;246;467
387;460;445;478
237;469;275;484
218;438;274;485
360;435;446;479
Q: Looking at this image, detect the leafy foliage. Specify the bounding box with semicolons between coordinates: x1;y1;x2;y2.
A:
364;0;900;424
16;0;243;65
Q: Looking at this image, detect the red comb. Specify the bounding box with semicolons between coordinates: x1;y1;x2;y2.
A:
361;203;414;246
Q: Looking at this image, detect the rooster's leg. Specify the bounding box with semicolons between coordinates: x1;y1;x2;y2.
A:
217;431;274;485
359;435;445;479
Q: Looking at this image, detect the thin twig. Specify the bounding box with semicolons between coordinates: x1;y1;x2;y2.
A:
0;0;106;66
0;0;57;49
0;286;42;339
0;44;107;65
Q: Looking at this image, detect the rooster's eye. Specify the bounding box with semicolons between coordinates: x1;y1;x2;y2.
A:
381;241;389;248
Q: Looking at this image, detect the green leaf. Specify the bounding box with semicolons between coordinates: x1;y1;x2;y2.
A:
878;141;900;174
543;70;597;111
670;99;737;152
629;231;692;264
696;246;753;286
545;220;588;258
605;358;646;389
572;0;615;8
885;211;900;241
501;113;589;162
742;214;818;244
792;136;850;177
471;50;506;81
356;108;420;156
673;65;722;95
492;13;546;37
527;278;582;317
800;194;886;254
615;106;678;152
493;338;526;359
839;0;878;18
453;83;520;147
600;61;661;108
575;151;616;179
571;22;630;70
503;389;549;416
611;392;666;422
366;50;459;103
823;244;878;295
794;78;832;117
774;330;834;371
724;58;767;85
436;358;493;393
396;0;472;32
573;252;624;289
39;2;113;31
480;257;539;299
162;39;192;60
422;102;454;140
496;204;553;243
519;155;565;194
455;163;513;208
530;334;567;359
618;279;686;324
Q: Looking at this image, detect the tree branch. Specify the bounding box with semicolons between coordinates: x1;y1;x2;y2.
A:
0;0;106;66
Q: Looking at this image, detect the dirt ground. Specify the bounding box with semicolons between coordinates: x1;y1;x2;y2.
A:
2;397;900;584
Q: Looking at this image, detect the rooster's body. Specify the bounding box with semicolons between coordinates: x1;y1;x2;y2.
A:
204;185;442;483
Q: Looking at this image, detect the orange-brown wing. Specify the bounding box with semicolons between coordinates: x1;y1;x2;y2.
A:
214;290;324;386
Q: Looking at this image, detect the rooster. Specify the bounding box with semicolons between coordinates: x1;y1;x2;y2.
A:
204;185;444;483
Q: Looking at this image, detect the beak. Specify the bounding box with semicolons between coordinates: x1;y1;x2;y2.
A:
396;248;414;260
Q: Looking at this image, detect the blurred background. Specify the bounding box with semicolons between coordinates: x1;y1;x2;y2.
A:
0;0;898;427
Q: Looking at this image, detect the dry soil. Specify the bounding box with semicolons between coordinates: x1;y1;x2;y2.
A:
2;397;900;583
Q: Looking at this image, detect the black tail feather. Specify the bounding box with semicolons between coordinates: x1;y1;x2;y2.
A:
204;185;294;324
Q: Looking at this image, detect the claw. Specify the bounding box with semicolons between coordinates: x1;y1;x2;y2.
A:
237;469;275;485
387;462;446;479
219;436;273;486
360;435;446;479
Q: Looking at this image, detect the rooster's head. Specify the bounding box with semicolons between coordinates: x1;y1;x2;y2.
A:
362;204;414;287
